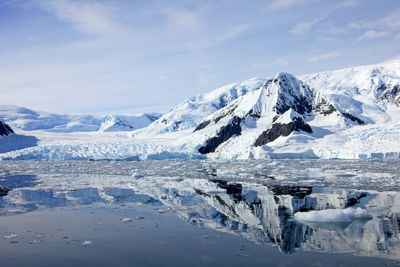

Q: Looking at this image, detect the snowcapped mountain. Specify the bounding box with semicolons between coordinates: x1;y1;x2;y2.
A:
1;58;400;160
139;58;400;160
0;105;162;133
142;78;267;133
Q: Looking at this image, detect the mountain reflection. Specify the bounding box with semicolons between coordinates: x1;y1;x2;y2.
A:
0;173;399;259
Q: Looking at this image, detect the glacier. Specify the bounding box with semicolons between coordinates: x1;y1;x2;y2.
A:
1;58;400;160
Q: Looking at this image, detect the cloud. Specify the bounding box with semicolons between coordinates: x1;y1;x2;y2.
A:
214;23;250;43
380;9;400;30
307;52;341;62
334;0;359;9
349;8;400;41
162;6;203;34
267;0;317;10
289;18;322;35
36;0;122;36
358;30;390;40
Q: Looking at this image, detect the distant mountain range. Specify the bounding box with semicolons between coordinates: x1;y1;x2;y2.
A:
1;58;399;160
0;105;161;133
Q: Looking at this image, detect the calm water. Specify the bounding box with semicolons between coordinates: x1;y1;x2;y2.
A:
0;160;399;266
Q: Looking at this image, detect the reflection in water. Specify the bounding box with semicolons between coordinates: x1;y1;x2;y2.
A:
0;171;399;260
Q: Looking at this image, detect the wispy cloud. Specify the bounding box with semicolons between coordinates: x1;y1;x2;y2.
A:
307;52;341;62
267;0;318;10
380;9;400;31
214;23;250;44
162;6;204;35
348;8;400;41
334;0;359;9
289;18;323;35
36;0;122;36
358;30;390;40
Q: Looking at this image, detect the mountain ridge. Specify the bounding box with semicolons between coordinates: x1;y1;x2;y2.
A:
1;59;400;160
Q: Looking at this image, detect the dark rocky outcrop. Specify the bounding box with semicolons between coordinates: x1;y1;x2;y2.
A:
377;84;400;106
0;186;10;196
313;98;337;115
341;112;364;125
255;117;313;147
144;114;161;121
273;75;313;115
213;104;237;124
194;104;238;132
198;116;242;154
113;119;135;129
193;120;211;132
0;121;14;136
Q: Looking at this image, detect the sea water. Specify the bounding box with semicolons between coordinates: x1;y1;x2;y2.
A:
0;160;399;266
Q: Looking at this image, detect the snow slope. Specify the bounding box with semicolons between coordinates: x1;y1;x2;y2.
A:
1;59;400;160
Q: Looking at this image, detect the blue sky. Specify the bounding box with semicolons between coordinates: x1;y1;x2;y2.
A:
1;0;400;114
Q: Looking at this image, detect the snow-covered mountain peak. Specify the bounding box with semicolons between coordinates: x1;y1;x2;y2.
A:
251;72;313;118
300;58;400;97
142;77;267;133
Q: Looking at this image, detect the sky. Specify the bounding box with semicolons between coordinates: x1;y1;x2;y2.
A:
1;0;400;115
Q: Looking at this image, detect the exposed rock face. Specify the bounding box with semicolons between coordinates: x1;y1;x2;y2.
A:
313;98;337;115
341;112;364;125
193;120;211;132
0;121;14;136
0;186;10;196
198;116;242;154
250;73;313;118
255;117;313;147
193;104;238;132
272;73;313;115
196;73;318;154
377;84;400;106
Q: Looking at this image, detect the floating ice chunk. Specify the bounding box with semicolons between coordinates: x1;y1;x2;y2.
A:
156;208;170;214
294;207;372;223
121;217;133;223
33;232;45;238
132;172;145;178
216;170;237;176
3;233;18;239
81;240;92;246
